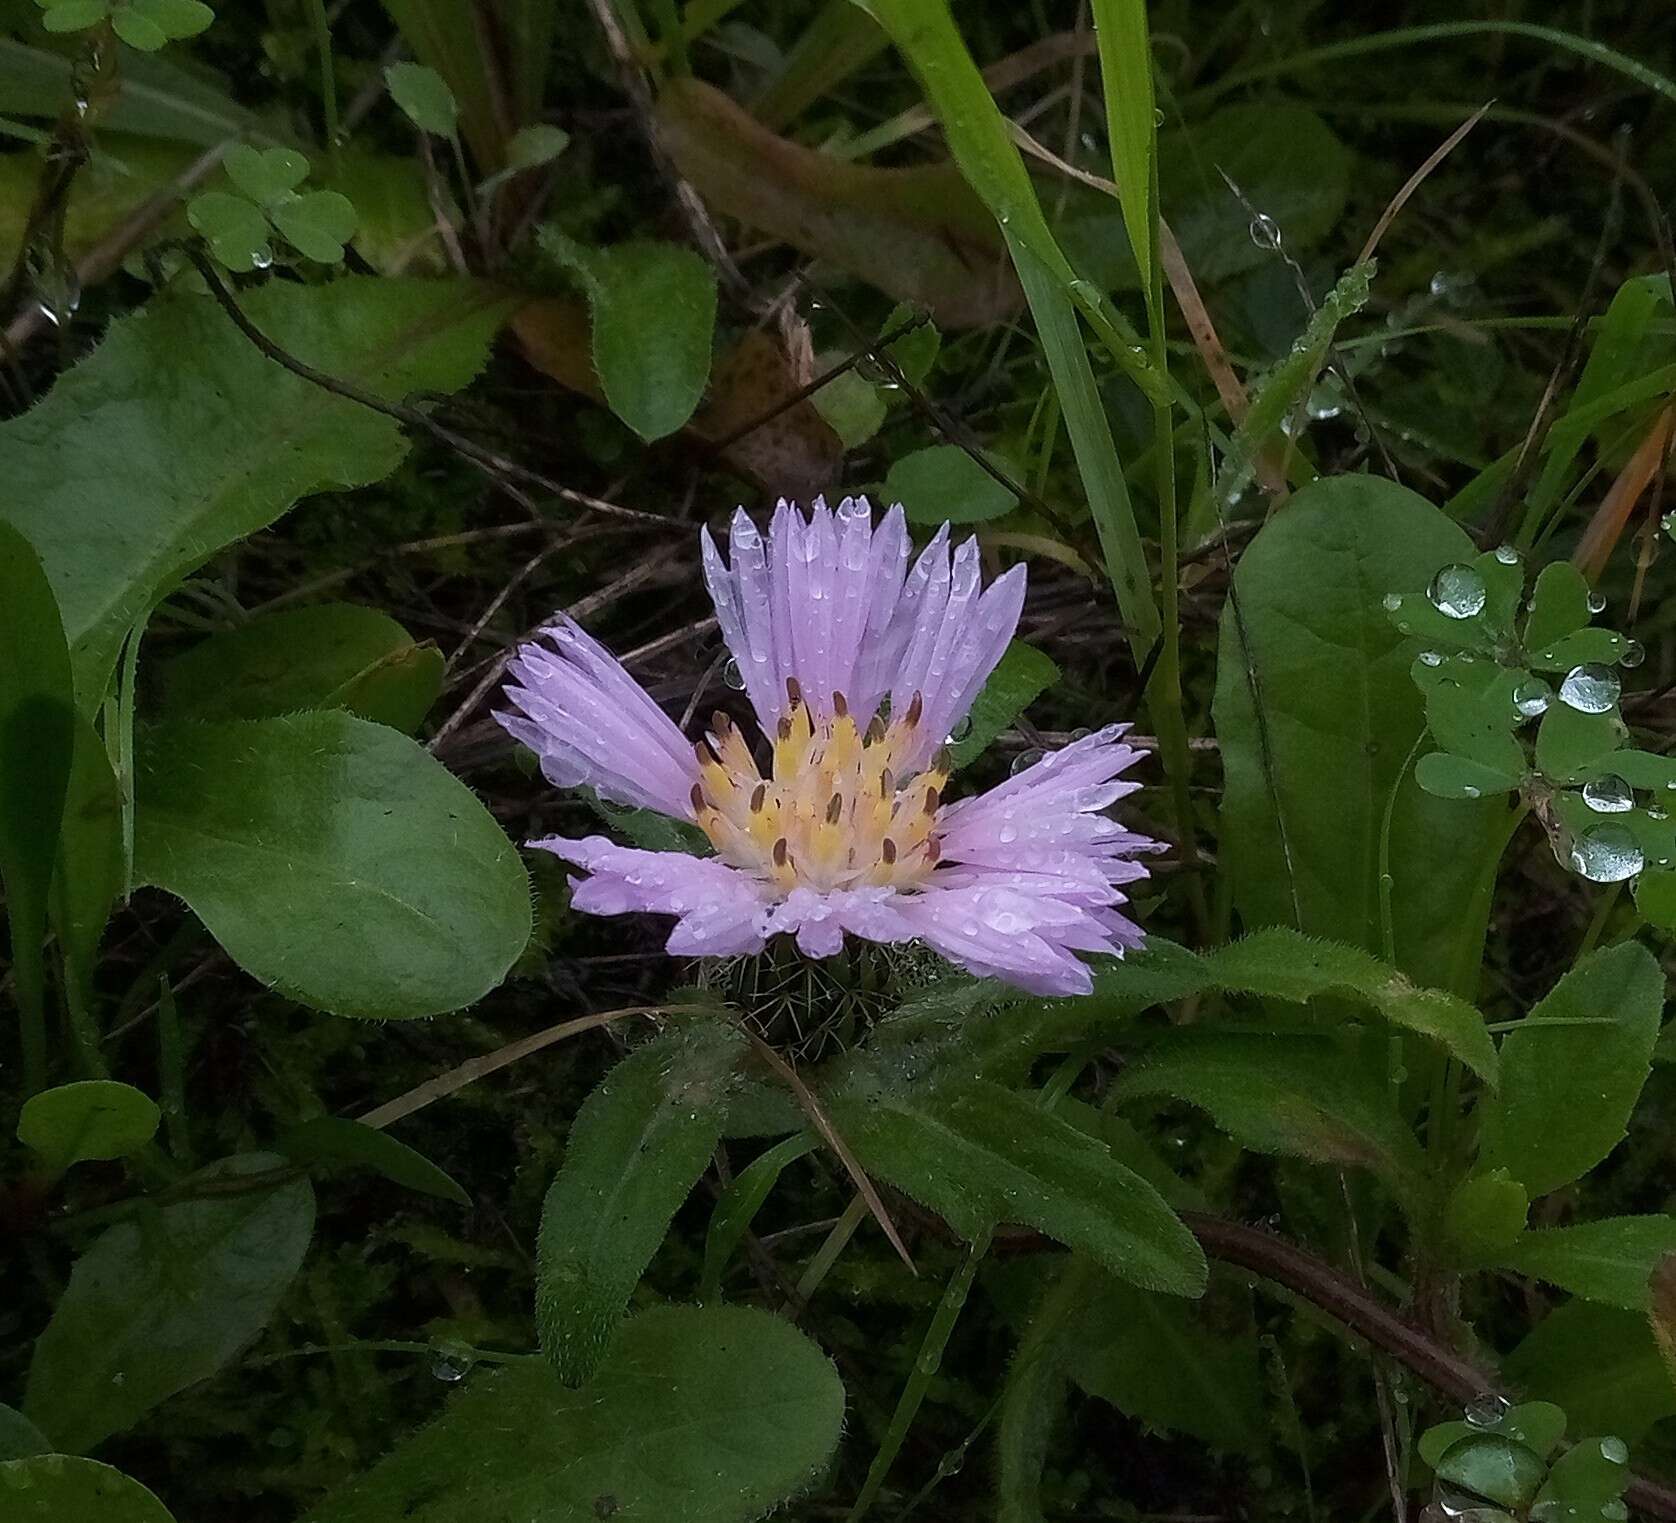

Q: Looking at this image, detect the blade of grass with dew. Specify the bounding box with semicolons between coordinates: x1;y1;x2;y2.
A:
851;0;1161;654
1089;0;1157;312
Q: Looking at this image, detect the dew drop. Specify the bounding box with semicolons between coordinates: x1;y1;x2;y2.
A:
1417;650;1443;668
1583;774;1634;814
1512;677;1551;719
1620;639;1645;669
1493;543;1520;565
946;714;972;743
251;248;274;271
1568;823;1643;883
1382;592;1403;612
722;658;745;690
1663;509;1676;540
1464;1392;1510;1427
1602;1504;1629;1523
429;1347;472;1383
1558;663;1620;713
1588;590;1608;614
1600;1436;1629;1464
1428;563;1488;620
1248;212;1282;250
1010;748;1044;776
1305;380;1344;420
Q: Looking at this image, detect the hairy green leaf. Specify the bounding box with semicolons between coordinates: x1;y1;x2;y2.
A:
303;1306;844;1523
25;1154;314;1452
1506;1300;1676;1445
1494;1216;1676;1310
538;1023;745;1385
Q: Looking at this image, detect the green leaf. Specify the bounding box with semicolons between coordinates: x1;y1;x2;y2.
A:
1114;1032;1426;1193
699;1133;815;1303
885;443;1019;526
39;0;106;31
1524;562;1593;651
302;1305;844;1523
0;1456;175;1521
1637;866;1676;929
947;641;1059;769
1493;1216;1676;1310
1433;1434;1547;1509
1066;1270;1265;1455
24;1154;314;1453
1089;0;1157;301
127;0;213;40
546;235;717;442
0;1405;51;1461
1203;927;1499;1083
1479;942;1664;1198
1531;1437;1632;1523
1535;701;1628;784
276;1116;469;1206
504;123;570;170
158;604;443;731
0;522;76;1087
132;712;529;1020
49;713;123;1006
17;1081;160;1171
0;277;509;709
1528;626;1632;672
1443;1168;1529;1258
881;302;939;384
1158;103;1352;284
1506;1300;1676;1444
1418;656;1526;776
831;1075;1207;1295
1416;750;1523;801
808;366;886;449
1212;475;1508;991
1419;1402;1567;1468
186;188;272;271
111;8;168;48
270;189;358;263
384;61;458;137
538;1023;745;1385
223;143;308;205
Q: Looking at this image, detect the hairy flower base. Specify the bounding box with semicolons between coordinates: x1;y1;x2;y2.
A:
694;681;944;895
501;497;1162;996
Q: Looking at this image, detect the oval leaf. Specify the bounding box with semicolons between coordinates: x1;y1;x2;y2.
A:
24;1154;314;1453
133;712;529;1019
17;1081;160;1171
885;444;1019;526
302;1305;844;1523
0;1456;176;1521
276;1116;469;1206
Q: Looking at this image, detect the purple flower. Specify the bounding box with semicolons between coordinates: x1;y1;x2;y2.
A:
498;497;1161;996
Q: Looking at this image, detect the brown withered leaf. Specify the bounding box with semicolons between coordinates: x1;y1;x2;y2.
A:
1649;1251;1676;1386
656;76;1020;329
513;300;842;495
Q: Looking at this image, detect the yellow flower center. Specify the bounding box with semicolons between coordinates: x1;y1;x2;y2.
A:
691;681;947;895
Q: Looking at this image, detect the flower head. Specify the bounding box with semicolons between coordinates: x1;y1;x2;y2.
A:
498;497;1161;996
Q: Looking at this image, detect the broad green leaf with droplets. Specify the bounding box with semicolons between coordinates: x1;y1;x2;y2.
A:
158;604;443;732
1420;1402;1566;1471
1416;750;1522;800
24;1154;314;1453
1529;627;1631;671
1524;562;1593;650
0;277;510;709
0;1456;176;1520
1479;943;1663;1198
301;1306;844;1523
830;1074;1207;1296
1213;475;1505;991
1492;1216;1676;1310
17;1081;160;1171
1433;1434;1547;1509
133;713;530;1020
537;1023;745;1385
1535;702;1628;785
1530;1435;1633;1521
1414;656;1526;777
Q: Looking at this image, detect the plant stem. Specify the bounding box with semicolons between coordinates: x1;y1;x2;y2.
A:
304;0;339;152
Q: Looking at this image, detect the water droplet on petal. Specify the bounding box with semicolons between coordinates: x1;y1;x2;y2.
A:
722;658;745;690
1583;774;1635;814
1010;748;1044;776
1568;823;1643;883
1558;663;1620;713
946;714;972;743
1428;563;1488;620
1588;590;1608;614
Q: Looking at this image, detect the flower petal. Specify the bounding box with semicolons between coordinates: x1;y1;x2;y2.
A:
762;884;919;959
535;835;770;957
498;619;699;816
894;883;1117;996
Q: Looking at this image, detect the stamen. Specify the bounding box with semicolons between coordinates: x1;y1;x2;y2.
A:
924;785;940;813
772;837;789;867
693;740;712;767
903;690;923;728
711;710;733;736
832;689;848;718
880;768;893;796
690;783;706;813
777;716;793;741
865;715;887;745
825;792;844;824
786;675;803;708
882;837;897;864
750;782;766;813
